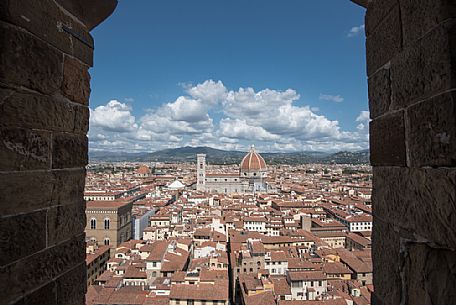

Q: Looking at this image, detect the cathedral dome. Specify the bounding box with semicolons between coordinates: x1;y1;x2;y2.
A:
240;145;267;171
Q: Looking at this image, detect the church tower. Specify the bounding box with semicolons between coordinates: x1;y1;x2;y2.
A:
196;154;206;191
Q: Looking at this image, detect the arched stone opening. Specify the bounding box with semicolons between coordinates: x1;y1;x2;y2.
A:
1;1;456;305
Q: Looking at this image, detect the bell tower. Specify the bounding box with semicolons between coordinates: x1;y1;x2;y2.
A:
196;154;206;191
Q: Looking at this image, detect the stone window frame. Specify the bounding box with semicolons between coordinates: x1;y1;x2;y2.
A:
90;218;97;230
104;217;110;230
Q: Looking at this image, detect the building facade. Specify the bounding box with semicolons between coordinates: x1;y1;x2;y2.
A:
86;243;110;286
85;200;133;252
196;145;269;194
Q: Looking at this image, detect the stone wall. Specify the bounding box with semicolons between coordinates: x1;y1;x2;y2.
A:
366;0;456;304
0;1;116;305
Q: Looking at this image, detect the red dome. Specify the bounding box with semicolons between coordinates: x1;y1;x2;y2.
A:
136;165;151;175
240;145;266;171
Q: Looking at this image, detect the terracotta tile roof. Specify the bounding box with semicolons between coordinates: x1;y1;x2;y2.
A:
169;281;229;301
323;262;354;275
243;291;276;305
146;241;169;261
268;250;287;262
206;173;239;177
347;233;371;247
200;268;229;281
93;286;148;304
287;271;327;281
271;276;291;295
161;250;189;272
86;245;110;265
287;259;317;270
250;241;265;254
124;265;147;279
279;299;346;305
87;200;132;208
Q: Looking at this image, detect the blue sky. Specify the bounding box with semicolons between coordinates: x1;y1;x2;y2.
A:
89;0;368;153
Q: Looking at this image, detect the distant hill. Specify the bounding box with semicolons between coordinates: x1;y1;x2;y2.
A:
89;146;370;165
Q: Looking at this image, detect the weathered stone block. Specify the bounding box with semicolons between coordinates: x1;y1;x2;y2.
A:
0;86;14;103
47;202;86;246
73;105;90;134
0;92;75;133
404;243;456;305
51;168;86;206
71;35;95;67
52;133;88;169
0;171;53;216
365;0;397;37
62;56;91;105
0;234;85;305
0;22;63;95
372;218;402;305
407;91;456;167
0;169;85;216
55;0;118;31
0;0;94;66
56;263;87;305
0;211;47;267
373;167;456;249
400;0;456;46
369;111;406;166
0;127;51;171
390;20;456;109
366;5;402;75
24;280;57;305
368;66;391;118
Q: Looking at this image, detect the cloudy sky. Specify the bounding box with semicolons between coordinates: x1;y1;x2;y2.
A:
89;0;368;153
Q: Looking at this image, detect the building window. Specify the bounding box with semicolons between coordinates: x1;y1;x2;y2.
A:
104;238;110;245
104;218;110;230
188;300;194;305
90;218;96;230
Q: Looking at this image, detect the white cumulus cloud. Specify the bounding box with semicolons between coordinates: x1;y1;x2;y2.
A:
319;94;344;103
347;24;365;37
90;100;137;132
89;80;369;153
